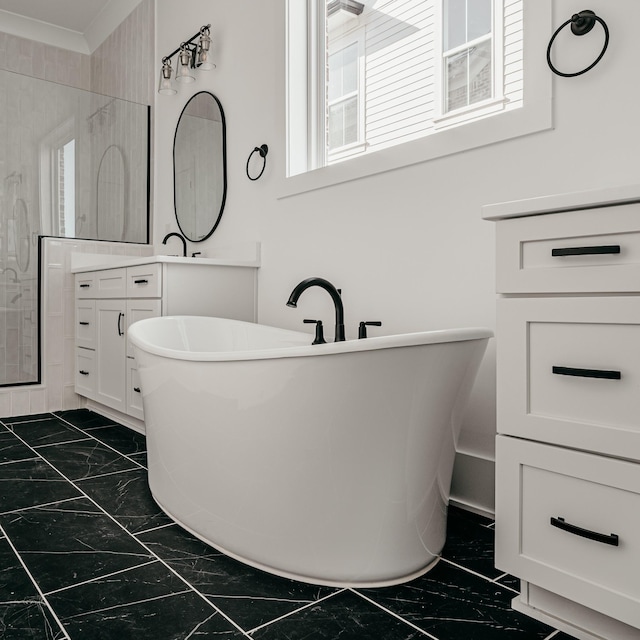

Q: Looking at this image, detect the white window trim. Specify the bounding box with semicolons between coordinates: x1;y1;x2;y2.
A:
281;0;550;200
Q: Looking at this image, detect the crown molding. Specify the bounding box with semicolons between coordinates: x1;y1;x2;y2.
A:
84;0;142;53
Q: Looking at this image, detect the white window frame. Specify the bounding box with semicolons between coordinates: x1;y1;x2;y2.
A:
282;0;551;199
327;28;366;163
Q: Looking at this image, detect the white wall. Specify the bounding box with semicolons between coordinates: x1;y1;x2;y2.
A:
155;0;640;514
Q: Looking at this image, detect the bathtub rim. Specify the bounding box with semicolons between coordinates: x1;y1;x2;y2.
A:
129;315;493;362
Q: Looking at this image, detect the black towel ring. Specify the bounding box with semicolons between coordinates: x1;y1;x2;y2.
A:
547;10;609;78
246;144;269;181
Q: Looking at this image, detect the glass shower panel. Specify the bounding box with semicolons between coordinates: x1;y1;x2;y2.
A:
0;69;149;386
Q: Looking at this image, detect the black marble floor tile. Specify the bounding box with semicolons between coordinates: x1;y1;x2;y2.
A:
0;413;53;425
85;424;146;456
9;418;89;448
47;561;245;639
0;601;65;639
495;572;520;592
0;429;38;465
0;459;82;514
35;439;139;481
128;451;147;468
76;468;172;534
54;409;118;430
251;589;426;639
0;498;154;594
442;506;501;580
0;536;40;602
361;560;556;639
138;524;337;631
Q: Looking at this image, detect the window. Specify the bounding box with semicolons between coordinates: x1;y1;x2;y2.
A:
285;0;548;193
443;0;493;113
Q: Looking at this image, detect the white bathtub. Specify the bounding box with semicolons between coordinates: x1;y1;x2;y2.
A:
129;316;491;587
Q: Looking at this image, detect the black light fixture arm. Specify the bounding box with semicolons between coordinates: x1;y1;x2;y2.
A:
163;24;211;69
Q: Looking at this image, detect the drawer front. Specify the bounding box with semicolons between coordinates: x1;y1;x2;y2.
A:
497;296;640;460
75;300;96;349
126;359;144;421
126;264;162;298
94;268;127;298
75;273;96;298
496;203;640;293
75;347;96;399
496;436;640;628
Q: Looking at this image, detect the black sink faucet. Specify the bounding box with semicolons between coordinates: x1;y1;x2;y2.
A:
286;277;345;342
162;232;187;257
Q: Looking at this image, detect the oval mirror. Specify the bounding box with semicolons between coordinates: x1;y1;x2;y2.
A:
97;144;126;241
14;198;30;272
173;91;227;242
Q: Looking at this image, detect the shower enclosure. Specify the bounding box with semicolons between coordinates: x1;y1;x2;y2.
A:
0;69;149;387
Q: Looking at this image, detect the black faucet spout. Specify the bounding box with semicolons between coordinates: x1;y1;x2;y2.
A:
162;232;187;257
286;277;346;342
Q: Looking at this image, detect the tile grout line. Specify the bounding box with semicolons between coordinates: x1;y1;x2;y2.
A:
4;421;253;639
439;557;520;595
350;589;441;640
0;522;71;640
132;521;174;537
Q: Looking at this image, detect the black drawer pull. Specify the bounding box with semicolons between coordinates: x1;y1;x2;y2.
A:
550;516;619;547
79;321;90;326
551;245;620;257
134;279;149;284
134;387;141;393
552;366;621;380
78;370;89;376
79;284;91;288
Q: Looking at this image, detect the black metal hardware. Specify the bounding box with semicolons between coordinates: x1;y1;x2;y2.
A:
547;10;609;78
134;387;141;393
79;370;89;376
552;366;621;380
287;278;346;342
162;232;187;257
161;24;211;70
117;312;124;336
134;279;149;284
303;319;326;345
79;284;91;288
79;321;90;326
191;252;202;258
550;516;619;546
551;244;620;257
246;144;269;181
358;321;382;339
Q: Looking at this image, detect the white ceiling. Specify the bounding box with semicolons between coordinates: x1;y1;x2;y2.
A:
0;0;143;53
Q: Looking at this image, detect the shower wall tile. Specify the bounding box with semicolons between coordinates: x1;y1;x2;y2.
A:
10;390;29;416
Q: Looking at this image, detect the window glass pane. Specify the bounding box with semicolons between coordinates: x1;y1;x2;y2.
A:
445;39;492;112
444;0;466;50
329;96;358;150
445;49;469;111
329;43;358;101
467;0;492;41
468;39;492;105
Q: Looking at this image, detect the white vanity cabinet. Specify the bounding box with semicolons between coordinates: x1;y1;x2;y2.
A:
74;257;258;426
484;186;640;640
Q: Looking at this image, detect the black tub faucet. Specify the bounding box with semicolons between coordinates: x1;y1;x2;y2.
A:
162;232;187;257
286;277;345;342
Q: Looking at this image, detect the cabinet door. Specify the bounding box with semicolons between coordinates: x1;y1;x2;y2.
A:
126;360;144;421
126;299;161;358
95;299;126;413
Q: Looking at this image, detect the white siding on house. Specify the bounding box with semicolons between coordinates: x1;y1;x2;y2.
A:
328;0;523;159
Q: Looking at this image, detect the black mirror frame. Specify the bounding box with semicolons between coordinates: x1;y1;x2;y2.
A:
172;91;227;242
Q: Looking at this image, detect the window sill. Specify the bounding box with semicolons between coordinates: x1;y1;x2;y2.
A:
433;96;509;129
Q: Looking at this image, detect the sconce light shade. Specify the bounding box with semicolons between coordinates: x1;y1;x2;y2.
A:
175;45;195;83
158;58;177;95
197;28;216;70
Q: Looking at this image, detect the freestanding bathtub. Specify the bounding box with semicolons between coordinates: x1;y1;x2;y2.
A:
129;316;491;588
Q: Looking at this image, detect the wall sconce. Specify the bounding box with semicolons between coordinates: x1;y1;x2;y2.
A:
158;24;215;95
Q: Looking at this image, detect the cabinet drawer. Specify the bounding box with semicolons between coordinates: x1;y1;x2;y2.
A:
496;203;640;293
496;436;640;628
497;296;640;460
75;347;96;399
94;268;127;298
76;273;96;298
75;300;96;349
126;264;162;298
126;358;144;421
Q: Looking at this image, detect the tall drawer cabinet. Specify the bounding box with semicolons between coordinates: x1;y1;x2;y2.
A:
484;186;640;640
74;257;258;430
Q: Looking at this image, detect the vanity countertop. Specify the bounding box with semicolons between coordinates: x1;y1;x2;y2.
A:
482;183;640;220
71;254;260;274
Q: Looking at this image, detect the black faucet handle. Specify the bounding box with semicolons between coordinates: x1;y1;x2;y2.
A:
303;319;326;345
358;321;382;339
